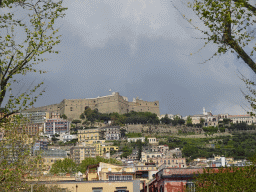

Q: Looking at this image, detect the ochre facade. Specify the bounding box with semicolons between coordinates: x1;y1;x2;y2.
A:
26;92;160;120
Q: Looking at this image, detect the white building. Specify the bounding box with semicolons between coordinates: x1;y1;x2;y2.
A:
57;133;77;142
127;137;145;143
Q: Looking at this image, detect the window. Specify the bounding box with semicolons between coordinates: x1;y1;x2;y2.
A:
186;182;196;192
92;187;103;192
115;188;129;192
115;190;128;192
109;175;132;181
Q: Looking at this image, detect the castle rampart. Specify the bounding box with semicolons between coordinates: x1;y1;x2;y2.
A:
25;92;160;120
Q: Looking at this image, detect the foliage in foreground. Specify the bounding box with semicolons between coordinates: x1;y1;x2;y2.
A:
0;0;67;191
182;0;256;116
0;0;67;121
195;159;256;192
0;116;43;191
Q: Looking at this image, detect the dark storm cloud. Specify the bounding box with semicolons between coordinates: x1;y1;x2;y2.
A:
15;0;253;116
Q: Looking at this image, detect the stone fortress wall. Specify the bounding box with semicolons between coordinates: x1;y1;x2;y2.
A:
26;92;160;120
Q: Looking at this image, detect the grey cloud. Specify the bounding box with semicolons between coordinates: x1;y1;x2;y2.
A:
6;0;254;117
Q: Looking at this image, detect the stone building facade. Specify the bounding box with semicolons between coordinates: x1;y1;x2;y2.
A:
101;126;121;140
26;92;160;120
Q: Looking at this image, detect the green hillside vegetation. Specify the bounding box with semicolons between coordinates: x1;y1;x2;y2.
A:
78;108;190;126
159;132;256;162
50;156;121;174
79;107;160;126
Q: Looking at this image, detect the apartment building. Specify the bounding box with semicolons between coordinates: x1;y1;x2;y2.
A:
78;128;104;142
18;123;43;136
229;115;255;125
41;149;67;158
150;156;187;168
141;152;163;162
21;111;49;124
33;138;49;155
81;140;118;156
150;145;169;153
70;145;97;164
44;119;70;135
101;126;121;140
143;167;210;192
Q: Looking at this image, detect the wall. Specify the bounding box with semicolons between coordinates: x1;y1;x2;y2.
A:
26;104;59;113
129;99;160;115
44;180;138;192
164;181;186;192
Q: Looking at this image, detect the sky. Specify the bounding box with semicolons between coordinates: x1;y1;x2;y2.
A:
11;0;256;117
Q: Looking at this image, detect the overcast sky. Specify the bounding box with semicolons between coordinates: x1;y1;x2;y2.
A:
19;0;256;116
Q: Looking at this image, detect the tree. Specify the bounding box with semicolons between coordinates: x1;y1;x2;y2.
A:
181;0;256;115
60;114;67;120
186;116;193;126
160;114;171;124
0;0;67;190
184;0;256;72
120;146;133;158
50;158;77;174
51;135;59;144
200;118;205;126
72;119;81;128
78;156;122;173
0;1;67;121
182;145;199;158
0;115;42;190
195;161;256;191
120;128;126;138
178;118;185;125
80;113;85;119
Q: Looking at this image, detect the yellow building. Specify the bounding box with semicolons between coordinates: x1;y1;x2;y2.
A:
81;140;119;156
86;162;136;181
83;140;106;145
43;180;140;192
78;128;104;142
102;145;119;154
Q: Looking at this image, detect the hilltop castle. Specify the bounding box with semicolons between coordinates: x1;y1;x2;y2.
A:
26;92;160;120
